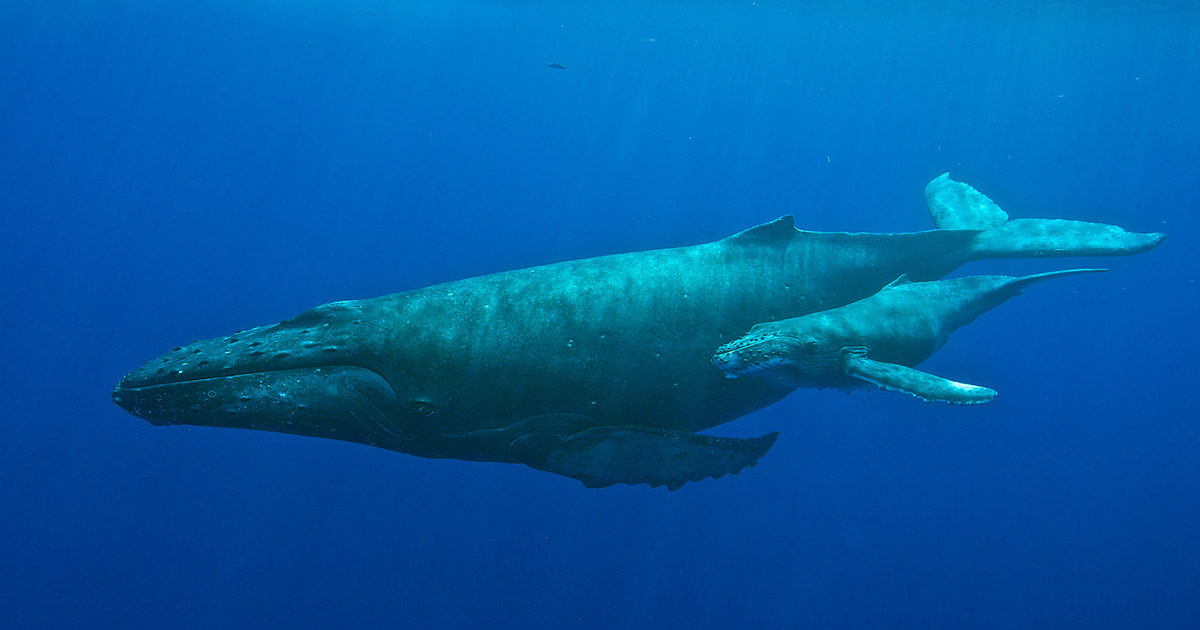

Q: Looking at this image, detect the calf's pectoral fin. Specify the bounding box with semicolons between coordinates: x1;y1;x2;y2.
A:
507;418;779;490
843;356;997;405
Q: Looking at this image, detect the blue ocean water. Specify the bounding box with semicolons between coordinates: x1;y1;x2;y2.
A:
2;0;1198;627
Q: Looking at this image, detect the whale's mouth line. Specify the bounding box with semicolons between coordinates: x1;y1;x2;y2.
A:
114;364;343;396
111;364;403;436
116;363;373;391
713;334;805;381
111;365;389;413
111;363;396;418
715;333;800;357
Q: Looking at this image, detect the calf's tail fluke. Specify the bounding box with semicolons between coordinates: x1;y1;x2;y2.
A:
926;173;1165;258
1009;268;1107;292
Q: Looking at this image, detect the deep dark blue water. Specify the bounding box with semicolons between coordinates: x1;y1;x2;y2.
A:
2;1;1198;628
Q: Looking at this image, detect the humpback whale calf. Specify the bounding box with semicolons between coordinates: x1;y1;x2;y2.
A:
713;269;1106;404
112;175;1163;489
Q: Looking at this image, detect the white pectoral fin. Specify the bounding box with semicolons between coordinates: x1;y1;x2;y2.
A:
843;356;998;405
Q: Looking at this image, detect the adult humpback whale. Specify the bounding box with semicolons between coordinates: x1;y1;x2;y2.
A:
112;175;1164;489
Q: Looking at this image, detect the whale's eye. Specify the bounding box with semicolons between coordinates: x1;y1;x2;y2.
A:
408;401;436;416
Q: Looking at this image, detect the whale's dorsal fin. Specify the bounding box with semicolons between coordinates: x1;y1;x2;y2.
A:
724;216;797;244
843;356;997;405
884;274;912;288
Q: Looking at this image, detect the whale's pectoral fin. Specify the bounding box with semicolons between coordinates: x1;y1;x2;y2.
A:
844;356;997;405
505;415;778;490
926;173;1165;257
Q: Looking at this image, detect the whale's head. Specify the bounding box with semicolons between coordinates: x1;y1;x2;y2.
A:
712;316;863;390
111;300;446;455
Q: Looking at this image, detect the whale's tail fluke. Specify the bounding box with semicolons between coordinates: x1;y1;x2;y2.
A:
925;173;1165;258
1006;267;1108;291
